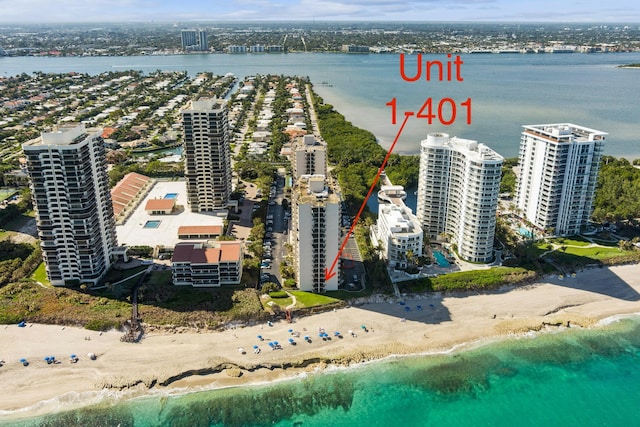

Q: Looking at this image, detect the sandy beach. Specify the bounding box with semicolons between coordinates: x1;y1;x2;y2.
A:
1;264;640;416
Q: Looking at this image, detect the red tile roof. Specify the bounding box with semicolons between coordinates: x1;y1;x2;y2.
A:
110;172;152;217
172;242;242;264
145;198;175;211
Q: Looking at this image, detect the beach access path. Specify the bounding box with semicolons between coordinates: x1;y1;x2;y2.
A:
1;264;640;415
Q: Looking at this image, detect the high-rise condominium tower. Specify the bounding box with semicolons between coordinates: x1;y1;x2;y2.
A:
23;124;117;286
515;123;606;235
416;133;503;263
292;175;340;292
182;98;232;212
181;29;207;51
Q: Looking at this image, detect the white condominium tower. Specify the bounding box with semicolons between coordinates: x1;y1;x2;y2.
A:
293;135;326;179
182;98;232;212
515;123;606;235
23;124;117;286
291;175;340;293
416;133;503;263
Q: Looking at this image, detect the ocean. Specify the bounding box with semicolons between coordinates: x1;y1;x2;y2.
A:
3;315;640;426
2;51;640;158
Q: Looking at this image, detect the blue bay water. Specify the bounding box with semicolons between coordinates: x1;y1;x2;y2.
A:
4;316;640;426
2;52;640;158
2;53;640;425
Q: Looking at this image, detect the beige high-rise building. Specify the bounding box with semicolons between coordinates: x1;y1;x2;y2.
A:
23;124;117;286
182;98;231;212
291;175;340;293
293;135;326;179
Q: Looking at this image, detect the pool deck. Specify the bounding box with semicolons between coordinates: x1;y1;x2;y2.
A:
115;180;225;248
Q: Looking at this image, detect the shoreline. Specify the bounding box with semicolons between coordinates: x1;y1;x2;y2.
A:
2;263;640;419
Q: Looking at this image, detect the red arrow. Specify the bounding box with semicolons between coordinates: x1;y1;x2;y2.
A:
325;111;413;282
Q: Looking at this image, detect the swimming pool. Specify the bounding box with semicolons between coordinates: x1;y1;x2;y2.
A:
518;227;533;238
433;250;450;267
164;193;178;199
143;220;161;229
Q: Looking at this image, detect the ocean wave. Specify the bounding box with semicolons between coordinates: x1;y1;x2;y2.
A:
596;311;640;326
0;389;132;422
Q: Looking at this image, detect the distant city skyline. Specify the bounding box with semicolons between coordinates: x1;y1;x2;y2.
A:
1;0;639;23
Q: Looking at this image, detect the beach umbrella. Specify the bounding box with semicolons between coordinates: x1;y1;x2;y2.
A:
288;329;294;334
361;325;366;330
288;338;294;344
304;335;309;341
348;330;353;335
253;345;259;349
257;335;263;341
70;354;76;359
273;341;279;346
20;358;28;366
334;331;341;336
268;342;274;347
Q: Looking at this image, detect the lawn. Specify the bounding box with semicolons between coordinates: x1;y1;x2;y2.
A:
0;188;18;202
550;237;592;247
261;290;344;310
31;262;50;286
289;291;341;307
406;267;537;292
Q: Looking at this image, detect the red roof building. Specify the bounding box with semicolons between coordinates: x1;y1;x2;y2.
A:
171;241;243;287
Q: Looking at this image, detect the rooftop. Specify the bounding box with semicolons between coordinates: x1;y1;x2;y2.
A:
23;123;98;148
177;225;223;236
523;123;607;143
115;180;225;247
421;132;503;163
172;241;242;264
110;172;152;218
145;198;176;211
295;174;340;205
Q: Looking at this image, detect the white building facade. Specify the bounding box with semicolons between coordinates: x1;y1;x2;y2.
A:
293;135;326;179
23;124;118;286
182;99;232;212
374;201;423;269
416;133;503;263
292;175;340;293
515;123;606;235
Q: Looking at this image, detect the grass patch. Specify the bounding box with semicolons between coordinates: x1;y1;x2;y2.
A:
264;296;293;308
31;262;49;286
0;188;18;202
562;246;625;258
289;291;341;307
549;237;591;247
0;276;271;330
404;267;537;293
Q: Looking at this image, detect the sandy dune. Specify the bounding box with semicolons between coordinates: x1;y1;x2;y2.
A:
1;264;639;415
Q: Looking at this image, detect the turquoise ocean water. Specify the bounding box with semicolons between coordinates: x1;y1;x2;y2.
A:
3;316;640;426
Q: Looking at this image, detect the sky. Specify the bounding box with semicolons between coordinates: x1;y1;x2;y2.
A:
0;0;639;24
